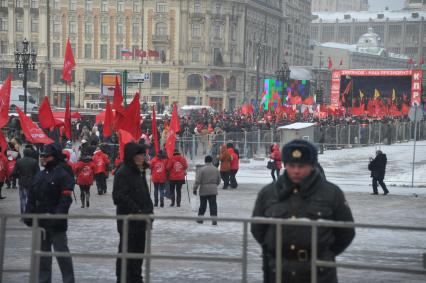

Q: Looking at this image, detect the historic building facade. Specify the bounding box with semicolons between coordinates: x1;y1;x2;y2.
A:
311;0;368;12
0;0;290;111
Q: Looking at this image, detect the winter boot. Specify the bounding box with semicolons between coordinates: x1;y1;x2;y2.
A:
81;194;85;208
160;200;164;207
86;200;90;207
0;188;5;199
196;215;203;224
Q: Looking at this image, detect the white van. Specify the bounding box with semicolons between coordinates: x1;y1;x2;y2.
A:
2;86;38;112
178;105;216;117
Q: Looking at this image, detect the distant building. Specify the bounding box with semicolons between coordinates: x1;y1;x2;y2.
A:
311;10;426;63
311;0;368;12
312;27;410;70
405;0;426;10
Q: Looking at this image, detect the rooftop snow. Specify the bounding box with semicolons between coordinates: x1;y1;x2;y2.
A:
278;122;317;130
312;10;426;23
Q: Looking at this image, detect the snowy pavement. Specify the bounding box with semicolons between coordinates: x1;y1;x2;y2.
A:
1;142;426;282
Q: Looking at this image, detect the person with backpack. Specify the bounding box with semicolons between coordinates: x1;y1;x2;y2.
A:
150;150;168;207
166;149;188;207
74;156;96;208
92;146;110;195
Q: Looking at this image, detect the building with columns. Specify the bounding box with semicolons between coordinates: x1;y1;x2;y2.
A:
0;0;297;111
311;0;368;12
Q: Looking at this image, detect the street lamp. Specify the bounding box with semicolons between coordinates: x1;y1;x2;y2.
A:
14;38;37;114
275;60;291;105
73;81;84;109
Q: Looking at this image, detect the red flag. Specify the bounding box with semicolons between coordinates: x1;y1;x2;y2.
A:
303;96;314;105
61;39;76;83
118;129;135;161
113;76;126;130
103;98;113;138
165;103;180;158
119;93;141;140
302;107;310;118
151;106;159;156
64;96;72;139
419;58;424;65
0;74;11;128
328;57;333;69
16;107;53;144
408;58;414;65
0;131;7;153
402;103;410;115
349;106;364;116
148;50;159;57
38;96;56;129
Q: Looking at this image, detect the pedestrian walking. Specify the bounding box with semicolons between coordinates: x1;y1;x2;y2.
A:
269;143;282;182
193;155;221;225
92;146;110;195
0;148;8;199
217;144;231;189
227;143;239;189
251;139;355;283
74;156;96;208
11;148;40;213
112;142;153;283
150;150;168;207
24;143;75;283
166;149;188;207
368;150;389;195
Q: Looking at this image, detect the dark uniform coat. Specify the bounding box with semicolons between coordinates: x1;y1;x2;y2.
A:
251;169;355;283
368;153;387;180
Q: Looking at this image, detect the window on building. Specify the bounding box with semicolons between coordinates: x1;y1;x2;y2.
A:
116;44;123;59
85;22;93;34
117;22;124;35
132;23;139;36
100;44;108;59
231;24;236;41
133;0;140;12
69;0;76;11
53;16;60;33
85;44;92;59
388;47;401;54
0;41;7;54
30;0;38;8
52;43;60;57
53;0;60;9
151;72;169;88
213;48;223;65
371;25;384;44
405;47;418;57
16;17;23;32
321;25;334;42
156;2;167;13
354;25;368;40
85;0;92;11
101;0;108;12
338;26;351;44
187;74;202;89
101;22;108;35
31;17;38;32
53;69;75;84
230;48;234;65
69;21;76;34
227;76;236;91
191;47;200;62
186;97;198;105
0;0;7;8
405;24;419;44
0;18;7;31
192;23;201;38
85;70;101;86
194;0;201;12
212;24;221;39
117;0;124;12
155;22;167;35
16;0;22;8
70;43;76;56
205;75;223;91
214;2;221;14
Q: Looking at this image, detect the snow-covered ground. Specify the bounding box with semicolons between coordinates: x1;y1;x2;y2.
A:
1;142;426;282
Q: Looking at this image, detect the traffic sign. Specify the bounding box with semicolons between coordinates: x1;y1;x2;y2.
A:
127;73;145;83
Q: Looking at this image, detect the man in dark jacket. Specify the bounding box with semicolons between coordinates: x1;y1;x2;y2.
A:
368;150;389;195
12;148;40;213
24;143;75;283
251;139;355;283
113;142;153;283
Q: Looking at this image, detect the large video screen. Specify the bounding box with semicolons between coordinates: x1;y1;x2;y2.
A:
285;79;312;105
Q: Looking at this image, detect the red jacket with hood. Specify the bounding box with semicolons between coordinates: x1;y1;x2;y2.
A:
228;148;239;170
150;156;168;183
166;154;188;181
269;144;282;170
74;159;96;185
92;150;110;174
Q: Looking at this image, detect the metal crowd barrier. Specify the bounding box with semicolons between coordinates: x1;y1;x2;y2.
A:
0;214;425;283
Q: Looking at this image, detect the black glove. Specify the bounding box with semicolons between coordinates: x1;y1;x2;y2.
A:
193;190;197;195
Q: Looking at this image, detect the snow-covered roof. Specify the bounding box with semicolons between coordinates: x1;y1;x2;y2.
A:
319;42;409;60
289;67;314;80
312;10;426;23
278;122;316;130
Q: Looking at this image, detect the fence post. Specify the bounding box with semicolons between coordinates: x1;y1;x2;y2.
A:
335;126;338;148
275;224;282;283
244;131;248;159
368;123;371;145
348;125;351;146
224;132;227;144
192;135;195;161
378;123;382;144
270;129;274;145
403;122;406;141
311;225;318;283
29;217;41;283
395;121;399;143
358;124;362;145
412;120;418;188
0;217;6;283
120;217;129;283
145;218;153;283
257;129;261;157
241;222;248;283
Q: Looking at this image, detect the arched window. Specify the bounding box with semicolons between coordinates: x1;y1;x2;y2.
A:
205;75;224;91
156;22;167;36
227;76;236;91
187;74;202;89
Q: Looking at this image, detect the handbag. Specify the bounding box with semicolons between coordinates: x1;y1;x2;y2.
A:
267;160;276;170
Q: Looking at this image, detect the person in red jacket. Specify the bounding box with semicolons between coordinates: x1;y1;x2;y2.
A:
166;149;188;207
0;150;8;199
92;147;110;195
269;143;282;182
73;156;96;208
227;143;239;189
150;150;168;207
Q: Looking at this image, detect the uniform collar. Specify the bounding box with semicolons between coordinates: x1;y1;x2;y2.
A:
274;168;322;200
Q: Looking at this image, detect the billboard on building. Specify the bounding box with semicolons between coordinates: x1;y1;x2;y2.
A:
330;69;423;107
100;72;121;98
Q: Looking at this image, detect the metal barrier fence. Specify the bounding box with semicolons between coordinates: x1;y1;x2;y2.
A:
0;213;425;283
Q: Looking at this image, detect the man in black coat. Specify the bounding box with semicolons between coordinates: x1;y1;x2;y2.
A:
12;148;40;213
24;143;75;283
368;150;389;195
113;142;153;283
251;140;355;283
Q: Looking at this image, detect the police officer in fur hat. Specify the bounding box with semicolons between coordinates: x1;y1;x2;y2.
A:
251;139;355;283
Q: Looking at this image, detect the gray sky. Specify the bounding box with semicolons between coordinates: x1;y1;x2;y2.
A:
368;0;405;11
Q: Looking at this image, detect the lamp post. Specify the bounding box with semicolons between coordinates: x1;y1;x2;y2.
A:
275;60;290;105
255;39;265;107
14;38;37;114
77;81;83;108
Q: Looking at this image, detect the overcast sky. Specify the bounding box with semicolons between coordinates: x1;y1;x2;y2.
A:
368;0;405;11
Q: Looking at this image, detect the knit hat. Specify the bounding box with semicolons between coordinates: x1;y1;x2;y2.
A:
282;139;318;165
